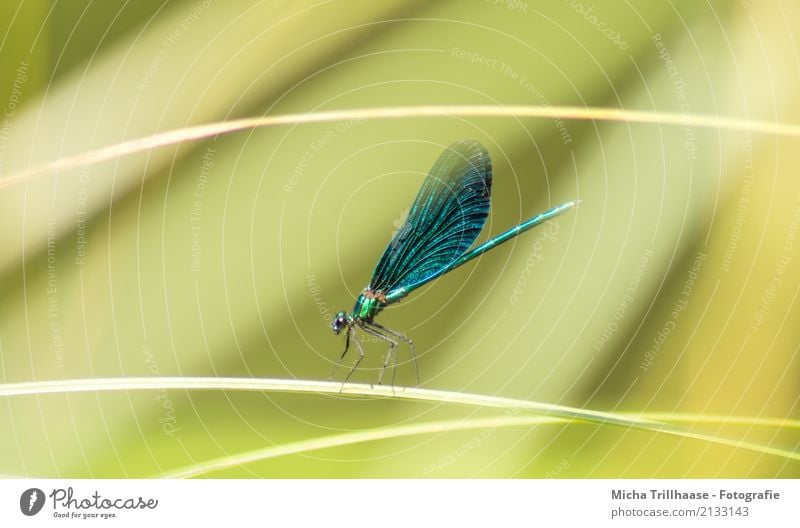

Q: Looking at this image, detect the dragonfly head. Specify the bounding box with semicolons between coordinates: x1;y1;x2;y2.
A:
331;311;351;335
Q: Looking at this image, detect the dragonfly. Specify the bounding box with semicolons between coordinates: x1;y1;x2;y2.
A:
330;139;577;386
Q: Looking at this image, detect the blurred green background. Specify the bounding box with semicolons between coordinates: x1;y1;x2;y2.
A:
0;0;798;477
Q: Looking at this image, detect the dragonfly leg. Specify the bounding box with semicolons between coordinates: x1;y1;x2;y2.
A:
379;344;395;387
339;329;364;391
361;324;397;387
390;345;398;389
328;328;352;382
369;322;419;385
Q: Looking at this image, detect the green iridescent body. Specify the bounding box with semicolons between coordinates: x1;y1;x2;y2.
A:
349;199;577;318
330;140;577;386
352;293;384;321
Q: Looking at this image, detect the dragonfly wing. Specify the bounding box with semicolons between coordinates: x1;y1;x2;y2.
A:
369;140;492;296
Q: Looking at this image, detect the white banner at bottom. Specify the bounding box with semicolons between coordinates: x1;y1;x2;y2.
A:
1;479;795;527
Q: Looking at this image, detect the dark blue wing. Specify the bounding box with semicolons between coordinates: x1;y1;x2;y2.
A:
368;140;492;295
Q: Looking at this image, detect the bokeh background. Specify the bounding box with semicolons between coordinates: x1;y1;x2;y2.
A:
0;0;798;477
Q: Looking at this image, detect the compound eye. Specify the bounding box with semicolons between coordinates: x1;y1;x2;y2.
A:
331;312;348;334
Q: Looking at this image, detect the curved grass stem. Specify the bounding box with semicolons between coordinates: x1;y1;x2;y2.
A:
0;376;797;478
2;105;800;190
0;376;659;428
163;415;568;478
162;412;800;478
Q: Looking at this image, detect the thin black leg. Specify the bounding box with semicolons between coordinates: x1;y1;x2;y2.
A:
360;324;397;386
390;345;398;389
328;329;352;382
340;330;364;390
369;321;419;385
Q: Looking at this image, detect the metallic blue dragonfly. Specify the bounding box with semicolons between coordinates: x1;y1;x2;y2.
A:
331;140;577;385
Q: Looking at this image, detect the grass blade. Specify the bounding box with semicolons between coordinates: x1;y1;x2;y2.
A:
1;376;797;478
2;105;800;190
162;413;800;478
0;376;660;428
162;415;568;478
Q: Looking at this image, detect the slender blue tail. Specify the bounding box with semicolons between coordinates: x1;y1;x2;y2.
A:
384;200;578;302
447;199;578;272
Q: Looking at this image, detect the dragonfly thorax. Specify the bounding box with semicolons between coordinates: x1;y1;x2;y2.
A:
330;290;387;335
353;290;386;321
